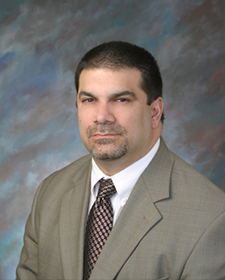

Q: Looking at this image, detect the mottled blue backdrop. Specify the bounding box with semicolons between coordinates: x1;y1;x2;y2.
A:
0;0;224;279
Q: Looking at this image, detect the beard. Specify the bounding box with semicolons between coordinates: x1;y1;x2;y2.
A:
86;124;128;160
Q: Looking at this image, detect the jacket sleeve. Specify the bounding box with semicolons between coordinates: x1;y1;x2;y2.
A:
16;182;43;280
181;210;225;280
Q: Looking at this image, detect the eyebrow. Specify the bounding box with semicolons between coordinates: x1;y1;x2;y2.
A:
78;91;96;100
78;90;137;100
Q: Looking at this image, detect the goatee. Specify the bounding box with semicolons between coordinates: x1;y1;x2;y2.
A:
87;124;128;160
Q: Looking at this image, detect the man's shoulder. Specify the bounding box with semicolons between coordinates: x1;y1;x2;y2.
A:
36;154;92;199
157;138;225;201
168;147;225;210
56;154;92;175
49;154;92;177
173;152;221;189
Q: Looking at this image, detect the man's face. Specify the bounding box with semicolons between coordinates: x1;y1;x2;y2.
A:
77;68;158;167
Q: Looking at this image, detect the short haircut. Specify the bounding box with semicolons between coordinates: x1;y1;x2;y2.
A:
75;41;164;122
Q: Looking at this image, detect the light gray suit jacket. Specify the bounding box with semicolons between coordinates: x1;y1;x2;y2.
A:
16;138;225;280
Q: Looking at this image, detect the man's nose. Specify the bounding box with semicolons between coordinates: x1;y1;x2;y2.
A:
92;103;116;124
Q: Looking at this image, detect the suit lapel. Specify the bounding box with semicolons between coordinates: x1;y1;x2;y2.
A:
90;177;163;280
59;159;92;280
90;138;174;280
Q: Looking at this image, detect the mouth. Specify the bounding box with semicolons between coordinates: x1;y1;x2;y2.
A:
92;133;120;138
87;124;127;140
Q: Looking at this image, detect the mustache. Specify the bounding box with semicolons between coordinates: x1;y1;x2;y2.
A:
87;124;127;138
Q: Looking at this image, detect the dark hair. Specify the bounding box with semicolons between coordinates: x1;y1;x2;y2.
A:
75;41;164;122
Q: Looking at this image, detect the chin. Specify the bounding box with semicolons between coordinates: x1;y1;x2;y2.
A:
91;148;127;161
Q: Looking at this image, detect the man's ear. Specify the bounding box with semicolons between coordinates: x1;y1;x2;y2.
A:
150;97;163;129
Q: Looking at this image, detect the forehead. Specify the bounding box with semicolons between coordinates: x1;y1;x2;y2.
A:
78;68;143;93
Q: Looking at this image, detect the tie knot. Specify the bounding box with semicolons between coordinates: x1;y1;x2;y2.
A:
98;178;116;199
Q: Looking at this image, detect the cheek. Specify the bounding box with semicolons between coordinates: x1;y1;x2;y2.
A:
77;114;87;138
128;110;151;136
126;108;149;127
78;110;91;128
79;106;95;120
120;116;142;140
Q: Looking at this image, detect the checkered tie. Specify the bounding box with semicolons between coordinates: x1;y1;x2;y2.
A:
83;178;116;280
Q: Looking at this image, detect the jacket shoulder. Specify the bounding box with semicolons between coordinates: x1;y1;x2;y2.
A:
156;138;225;209
44;154;91;182
36;154;92;203
172;151;224;197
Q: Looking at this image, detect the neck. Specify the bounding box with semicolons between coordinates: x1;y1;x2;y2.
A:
93;157;136;176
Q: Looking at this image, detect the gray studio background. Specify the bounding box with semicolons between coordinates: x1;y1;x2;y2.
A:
0;0;224;279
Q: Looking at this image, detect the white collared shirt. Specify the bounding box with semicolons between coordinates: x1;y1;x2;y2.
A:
89;138;160;225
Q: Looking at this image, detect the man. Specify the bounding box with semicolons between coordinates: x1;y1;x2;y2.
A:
16;41;225;280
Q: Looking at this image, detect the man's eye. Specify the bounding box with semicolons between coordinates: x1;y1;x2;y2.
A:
117;98;129;102
83;98;94;103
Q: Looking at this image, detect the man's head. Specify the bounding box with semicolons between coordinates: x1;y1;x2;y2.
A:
75;41;164;175
75;41;164;122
